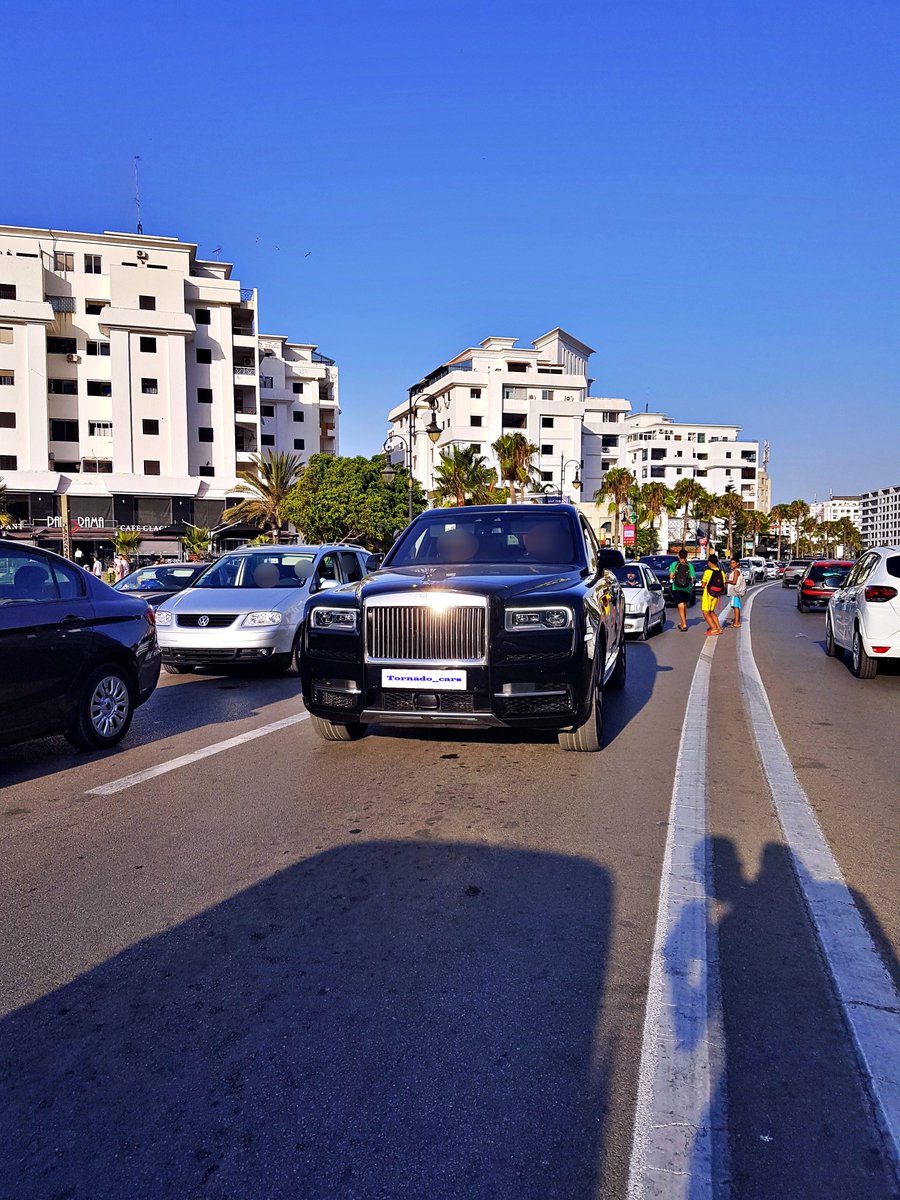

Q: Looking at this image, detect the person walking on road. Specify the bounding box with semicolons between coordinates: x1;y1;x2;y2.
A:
700;553;726;636
723;558;745;628
113;554;129;583
92;557;105;580
669;548;695;632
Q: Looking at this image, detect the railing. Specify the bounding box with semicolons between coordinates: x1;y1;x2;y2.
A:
234;365;256;376
311;351;335;365
235;442;257;453
48;296;77;313
234;405;257;415
240;288;254;302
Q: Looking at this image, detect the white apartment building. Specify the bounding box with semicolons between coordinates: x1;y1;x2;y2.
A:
389;328;631;506
809;494;862;528
0;225;339;557
860;486;900;548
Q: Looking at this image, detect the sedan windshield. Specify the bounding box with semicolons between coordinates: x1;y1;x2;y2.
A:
193;552;317;589
118;566;202;592
387;512;582;568
613;566;646;587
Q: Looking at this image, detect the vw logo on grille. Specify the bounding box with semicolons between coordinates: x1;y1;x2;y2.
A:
198;615;210;627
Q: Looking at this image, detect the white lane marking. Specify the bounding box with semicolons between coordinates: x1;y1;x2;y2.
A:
87;712;310;796
740;584;900;1179
628;636;720;1200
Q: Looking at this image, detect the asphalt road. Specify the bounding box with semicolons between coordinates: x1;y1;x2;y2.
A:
0;585;897;1199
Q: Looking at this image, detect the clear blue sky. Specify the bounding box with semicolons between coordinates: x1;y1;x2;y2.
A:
4;0;898;503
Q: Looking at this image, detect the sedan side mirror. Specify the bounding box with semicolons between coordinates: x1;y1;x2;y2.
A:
365;553;384;573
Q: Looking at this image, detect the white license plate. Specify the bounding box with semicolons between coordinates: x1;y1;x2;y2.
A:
381;668;467;691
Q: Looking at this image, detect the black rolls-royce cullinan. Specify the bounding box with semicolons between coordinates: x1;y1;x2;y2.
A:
300;504;626;751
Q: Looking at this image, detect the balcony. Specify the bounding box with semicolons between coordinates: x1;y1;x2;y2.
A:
48;296;77;313
239;288;254;302
234;404;258;424
234;365;256;377
232;332;257;351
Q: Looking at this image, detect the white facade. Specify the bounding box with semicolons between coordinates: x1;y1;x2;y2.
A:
0;225;339;552
860;486;900;548
389;328;630;504
809;495;861;527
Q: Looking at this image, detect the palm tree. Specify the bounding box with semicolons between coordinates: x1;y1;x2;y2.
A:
640;480;669;536
593;468;635;548
836;516;862;557
717;490;745;558
743;508;769;555
0;479;10;530
181;524;211;561
433;445;500;507
768;503;791;560
787;499;810;557
670;478;709;549
693;491;721;553
491;433;539;503
113;529;143;563
223;451;304;542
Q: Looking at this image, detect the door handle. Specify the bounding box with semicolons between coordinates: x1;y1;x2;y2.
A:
59;615;86;630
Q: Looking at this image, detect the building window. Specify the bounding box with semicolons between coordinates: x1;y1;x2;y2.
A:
0;412;15;428
261;404;275;417
0;326;12;344
198;465;214;477
725;468;732;476
198;427;214;443
0;371;15;387
86;380;112;397
541;390;555;402
0;284;17;300
725;451;732;459
471;415;483;427
139;295;156;311
541;416;554;428
86;340;110;356
53;251;74;272
294;438;305;450
600;411;619;422
141;378;158;394
470;388;481;399
84;254;102;274
261;433;275;447
47;336;77;355
197;387;213;404
292;381;304;394
142;419;160;436
82;459;112;473
541;444;553;456
195;308;211;325
49;419;79;442
88;420;113;437
144;460;161;475
540;470;553;482
85;300;104;315
507;361;529;372
501;413;526;429
140;336;157;353
48;378;78;395
0;455;18;469
470;443;482;453
196;348;212;364
650;467;666;478
293;410;304;422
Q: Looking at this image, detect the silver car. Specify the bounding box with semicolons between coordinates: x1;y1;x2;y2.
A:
156;545;372;675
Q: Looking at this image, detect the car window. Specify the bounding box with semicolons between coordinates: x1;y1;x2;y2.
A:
847;554;875;587
192;552;316;589
386;511;582;568
612;565;645;587
52;560;86;600
886;555;900;580
579;517;599;576
339;551;364;584
316;553;341;584
0;548;59;604
806;564;852;584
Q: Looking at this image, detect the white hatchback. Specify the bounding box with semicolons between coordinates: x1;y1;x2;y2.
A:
826;547;900;678
612;562;666;639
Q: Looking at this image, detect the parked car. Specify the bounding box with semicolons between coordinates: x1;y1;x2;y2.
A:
826;547;900;678
613;562;666;639
763;561;779;580
796;560;854;612
114;563;209;610
301;504;626;752
0;539;160;750
155;544;372;675
782;558;814;587
640;554;695;605
737;559;756;586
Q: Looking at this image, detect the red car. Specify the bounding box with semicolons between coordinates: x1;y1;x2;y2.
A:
797;560;854;612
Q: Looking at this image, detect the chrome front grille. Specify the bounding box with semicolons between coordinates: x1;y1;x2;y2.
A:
365;594;488;664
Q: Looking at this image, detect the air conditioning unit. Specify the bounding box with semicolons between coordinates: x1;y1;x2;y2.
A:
136;249;149;261
67;353;81;364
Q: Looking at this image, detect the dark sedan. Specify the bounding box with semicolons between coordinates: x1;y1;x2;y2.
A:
114;562;209;610
797;560;854;612
0;540;160;750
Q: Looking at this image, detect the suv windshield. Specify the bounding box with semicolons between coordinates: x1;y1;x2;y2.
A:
387;511;582;568
193;552;317;589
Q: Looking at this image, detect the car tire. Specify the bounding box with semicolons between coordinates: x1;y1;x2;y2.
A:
270;630;303;676
797;599;808;613
824;615;842;659
310;715;368;742
66;663;135;751
640;612;650;641
608;638;627;690
558;669;603;753
851;627;877;679
163;663;192;675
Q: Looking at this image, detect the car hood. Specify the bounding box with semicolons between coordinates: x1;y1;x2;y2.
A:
158;586;304;614
351;564;589;602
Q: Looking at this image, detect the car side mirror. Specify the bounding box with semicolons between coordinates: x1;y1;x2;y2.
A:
650;581;663;592
314;577;339;593
365;553;384;572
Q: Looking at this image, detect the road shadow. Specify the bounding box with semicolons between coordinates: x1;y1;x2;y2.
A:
0;841;615;1200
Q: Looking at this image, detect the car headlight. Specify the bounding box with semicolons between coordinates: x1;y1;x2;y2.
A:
505;606;573;631
311;607;359;631
625;602;643;614
155;609;173;626
242;610;283;627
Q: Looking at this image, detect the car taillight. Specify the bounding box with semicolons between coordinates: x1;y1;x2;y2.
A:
872;646;891;654
865;585;898;603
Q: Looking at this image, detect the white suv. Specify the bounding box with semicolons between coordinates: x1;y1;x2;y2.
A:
826;547;900;678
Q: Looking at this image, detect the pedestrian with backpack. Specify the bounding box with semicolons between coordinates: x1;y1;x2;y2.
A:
700;553;726;636
668;548;695;632
723;558;746;627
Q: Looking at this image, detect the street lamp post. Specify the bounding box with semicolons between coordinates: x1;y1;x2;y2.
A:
559;456;582;500
381;395;442;523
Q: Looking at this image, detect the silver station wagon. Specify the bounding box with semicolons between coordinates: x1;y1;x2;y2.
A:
156;545;372;675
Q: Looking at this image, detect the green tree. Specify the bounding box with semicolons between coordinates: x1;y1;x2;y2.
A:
836;516;862;557
743;508;770;555
113;529;143;564
593;468;635;548
0;479;10;530
223;451;304;542
786;499;810;557
768;503;791;559
717;490;745;558
670;478;709;549
491;433;539;503
433;445;501;507
180;524;212;560
634;523;660;556
283;453;425;550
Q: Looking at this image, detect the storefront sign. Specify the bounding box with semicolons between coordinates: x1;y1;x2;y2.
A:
623;523;636;545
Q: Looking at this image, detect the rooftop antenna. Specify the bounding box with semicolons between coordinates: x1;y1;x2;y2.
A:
212;246;222;261
133;156;143;234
